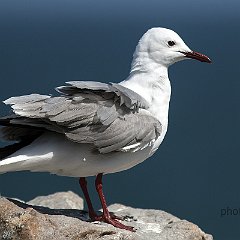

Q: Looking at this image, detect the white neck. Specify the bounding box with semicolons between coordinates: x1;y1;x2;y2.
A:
120;56;171;128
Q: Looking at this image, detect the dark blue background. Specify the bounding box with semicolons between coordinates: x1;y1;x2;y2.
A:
0;1;239;239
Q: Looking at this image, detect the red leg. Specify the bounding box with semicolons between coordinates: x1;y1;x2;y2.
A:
95;173;135;232
79;177;98;220
79;177;122;221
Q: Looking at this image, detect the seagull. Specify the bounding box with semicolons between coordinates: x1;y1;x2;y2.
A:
0;27;211;231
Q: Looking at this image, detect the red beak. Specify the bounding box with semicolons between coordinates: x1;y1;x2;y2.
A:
181;51;212;63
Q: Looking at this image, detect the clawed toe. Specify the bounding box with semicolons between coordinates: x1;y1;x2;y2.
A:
89;213;135;232
100;215;135;232
106;218;135;232
89;212;122;221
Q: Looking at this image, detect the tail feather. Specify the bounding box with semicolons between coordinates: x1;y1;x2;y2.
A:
0;155;29;173
0;142;30;160
0;136;41;160
0;133;42;173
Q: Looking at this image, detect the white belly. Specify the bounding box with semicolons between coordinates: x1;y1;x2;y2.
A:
2;131;166;177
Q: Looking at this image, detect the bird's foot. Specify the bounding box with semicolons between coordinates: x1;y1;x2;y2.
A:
90;213;135;232
101;215;135;232
89;212;123;221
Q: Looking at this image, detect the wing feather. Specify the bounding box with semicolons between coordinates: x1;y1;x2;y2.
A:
1;81;161;153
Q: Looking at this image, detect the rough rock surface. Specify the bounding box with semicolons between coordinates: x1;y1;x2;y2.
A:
28;191;84;210
0;191;213;240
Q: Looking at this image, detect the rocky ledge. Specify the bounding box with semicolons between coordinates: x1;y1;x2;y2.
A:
0;191;213;240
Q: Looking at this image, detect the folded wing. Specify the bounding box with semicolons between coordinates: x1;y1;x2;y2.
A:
1;81;161;153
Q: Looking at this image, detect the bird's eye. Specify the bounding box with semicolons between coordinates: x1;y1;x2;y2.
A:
168;41;176;47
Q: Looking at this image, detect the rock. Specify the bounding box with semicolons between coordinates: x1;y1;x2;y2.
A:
0;192;213;240
27;191;84;210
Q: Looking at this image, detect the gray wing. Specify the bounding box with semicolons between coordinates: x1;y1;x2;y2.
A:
57;81;150;110
1;81;161;153
65;113;161;153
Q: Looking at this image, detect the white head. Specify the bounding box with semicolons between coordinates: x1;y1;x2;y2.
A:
131;27;211;70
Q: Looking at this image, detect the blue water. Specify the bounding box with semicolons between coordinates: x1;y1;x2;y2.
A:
0;1;240;239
